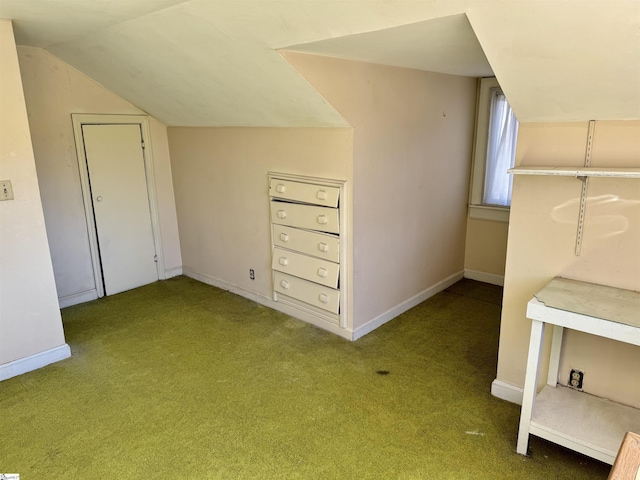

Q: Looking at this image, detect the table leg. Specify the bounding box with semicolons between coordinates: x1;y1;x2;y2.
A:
547;325;564;387
517;319;545;456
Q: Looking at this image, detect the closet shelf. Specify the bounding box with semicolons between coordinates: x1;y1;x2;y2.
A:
508;166;640;178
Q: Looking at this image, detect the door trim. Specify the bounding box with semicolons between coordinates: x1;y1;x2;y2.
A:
71;114;165;297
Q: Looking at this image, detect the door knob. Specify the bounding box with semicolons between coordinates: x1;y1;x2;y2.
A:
96;196;103;202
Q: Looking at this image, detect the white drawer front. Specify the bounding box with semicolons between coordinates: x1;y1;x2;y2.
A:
269;179;339;207
274;271;340;315
271;247;339;288
272;224;340;263
270;201;339;234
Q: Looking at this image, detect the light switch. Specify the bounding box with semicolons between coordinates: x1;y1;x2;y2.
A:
0;180;14;201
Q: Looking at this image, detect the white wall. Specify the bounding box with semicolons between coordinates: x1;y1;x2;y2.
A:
17;46;182;304
282;52;476;330
168;127;353;307
497;121;640;408
0;20;69;373
464;218;508;283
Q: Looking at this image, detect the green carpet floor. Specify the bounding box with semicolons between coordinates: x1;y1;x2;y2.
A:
1;276;610;479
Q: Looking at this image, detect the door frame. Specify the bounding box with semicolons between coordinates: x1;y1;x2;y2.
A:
71;114;165;297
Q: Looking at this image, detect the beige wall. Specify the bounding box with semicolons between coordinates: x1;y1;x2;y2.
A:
17;46;182;302
497;121;640;408
168;127;353;305
283;52;476;329
0;20;67;366
464;218;508;279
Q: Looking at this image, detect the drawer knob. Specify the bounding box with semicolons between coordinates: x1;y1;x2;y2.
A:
317;215;328;225
277;210;287;219
319;294;329;304
279;233;289;242
316;190;327;200
276;184;286;193
317;268;328;278
279;257;288;266
318;242;328;252
280;280;289;290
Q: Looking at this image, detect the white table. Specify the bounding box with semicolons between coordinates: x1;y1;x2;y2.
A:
517;277;640;464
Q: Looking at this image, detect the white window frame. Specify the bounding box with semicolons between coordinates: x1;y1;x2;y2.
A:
468;77;516;223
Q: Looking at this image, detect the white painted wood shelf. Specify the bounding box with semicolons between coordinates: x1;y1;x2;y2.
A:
530;385;640;464
508;166;640;178
509;164;640;255
517;277;640;465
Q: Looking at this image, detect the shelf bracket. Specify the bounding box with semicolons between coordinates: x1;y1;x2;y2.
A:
575;120;595;256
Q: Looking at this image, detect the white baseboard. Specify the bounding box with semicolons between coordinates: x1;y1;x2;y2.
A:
182;267;354;340
164;266;183;279
58;289;98;308
182;267;271;304
0;344;71;381
352;270;464;341
59;268;183;308
464;269;505;286
183;269;471;342
491;379;523;405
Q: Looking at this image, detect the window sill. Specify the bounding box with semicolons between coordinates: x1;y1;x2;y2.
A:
469;204;510;223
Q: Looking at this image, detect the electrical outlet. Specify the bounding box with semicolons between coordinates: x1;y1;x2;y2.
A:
569;369;584;389
0;180;14;201
249;269;255;280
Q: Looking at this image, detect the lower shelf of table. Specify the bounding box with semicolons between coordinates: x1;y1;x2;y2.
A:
529;385;640;464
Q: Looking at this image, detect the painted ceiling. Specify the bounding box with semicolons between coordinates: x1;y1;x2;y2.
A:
1;0;639;126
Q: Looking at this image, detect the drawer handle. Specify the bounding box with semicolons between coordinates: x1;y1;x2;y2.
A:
317;215;328;225
279;233;289;242
319;293;329;304
316;190;327;200
277;210;287;219
276;183;286;193
280;280;289;290
318;242;328;252
317;268;328;278
279;257;288;266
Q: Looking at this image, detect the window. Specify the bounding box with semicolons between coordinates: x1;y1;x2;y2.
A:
469;78;519;222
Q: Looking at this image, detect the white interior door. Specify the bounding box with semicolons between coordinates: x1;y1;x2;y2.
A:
82;124;158;296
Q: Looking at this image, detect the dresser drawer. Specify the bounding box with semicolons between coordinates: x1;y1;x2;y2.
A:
274;271;340;315
272;225;340;263
269;179;339;207
270;201;339;234
271;247;339;288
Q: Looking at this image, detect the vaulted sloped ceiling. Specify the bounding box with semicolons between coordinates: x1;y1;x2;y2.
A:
1;0;638;126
